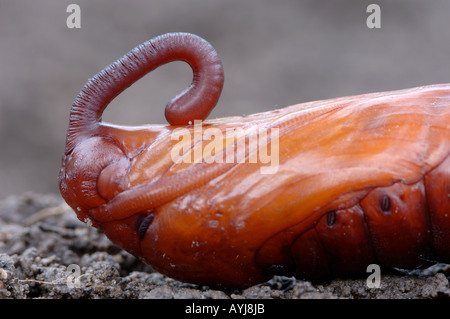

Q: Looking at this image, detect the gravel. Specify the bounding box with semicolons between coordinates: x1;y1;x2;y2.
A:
1;192;449;299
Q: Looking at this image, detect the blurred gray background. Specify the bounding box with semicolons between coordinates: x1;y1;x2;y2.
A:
1;0;449;198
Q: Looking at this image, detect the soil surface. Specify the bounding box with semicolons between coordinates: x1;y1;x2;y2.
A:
1;192;449;299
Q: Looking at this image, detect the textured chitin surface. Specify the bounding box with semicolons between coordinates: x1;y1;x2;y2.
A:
59;33;450;288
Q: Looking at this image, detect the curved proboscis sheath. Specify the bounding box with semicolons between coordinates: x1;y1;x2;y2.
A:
59;33;450;288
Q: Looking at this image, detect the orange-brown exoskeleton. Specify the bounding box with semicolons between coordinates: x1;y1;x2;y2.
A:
59;33;450;288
